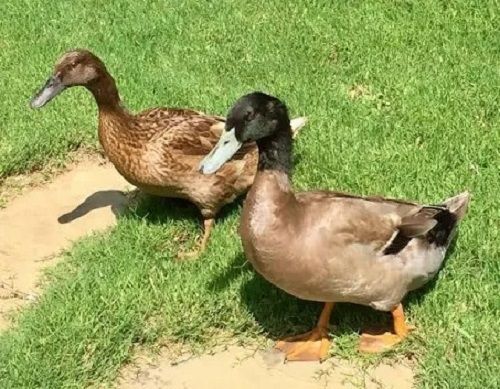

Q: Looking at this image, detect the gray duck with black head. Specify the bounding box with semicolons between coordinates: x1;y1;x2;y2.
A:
200;92;470;361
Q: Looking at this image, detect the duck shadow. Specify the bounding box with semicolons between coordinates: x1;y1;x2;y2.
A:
211;237;460;341
58;190;128;224
129;191;244;227
58;186;244;227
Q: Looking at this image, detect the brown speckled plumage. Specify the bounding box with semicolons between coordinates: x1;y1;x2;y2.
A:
96;105;256;219
31;50;306;253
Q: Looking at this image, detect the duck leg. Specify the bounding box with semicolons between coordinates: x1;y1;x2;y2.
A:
358;303;413;353
179;218;214;259
275;302;334;362
199;218;214;253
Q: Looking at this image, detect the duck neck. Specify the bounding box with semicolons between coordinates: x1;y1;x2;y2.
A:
256;124;293;177
87;69;140;164
86;70;122;112
243;126;294;235
249;124;294;201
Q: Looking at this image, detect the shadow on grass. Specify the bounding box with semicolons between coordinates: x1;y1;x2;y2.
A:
208;251;385;340
240;273;388;341
125;190;244;227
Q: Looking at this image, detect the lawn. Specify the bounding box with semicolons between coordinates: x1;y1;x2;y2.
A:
1;0;499;387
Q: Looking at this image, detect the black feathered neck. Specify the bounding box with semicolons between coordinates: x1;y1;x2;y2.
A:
256;122;293;175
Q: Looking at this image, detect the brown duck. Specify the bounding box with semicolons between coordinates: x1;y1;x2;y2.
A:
30;50;307;254
200;92;470;361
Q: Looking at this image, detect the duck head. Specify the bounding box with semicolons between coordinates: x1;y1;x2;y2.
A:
30;49;105;108
199;92;290;174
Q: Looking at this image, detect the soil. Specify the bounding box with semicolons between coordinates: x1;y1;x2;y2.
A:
118;345;414;389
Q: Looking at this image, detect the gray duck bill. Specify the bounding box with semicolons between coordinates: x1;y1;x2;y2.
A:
199;127;242;174
30;76;65;108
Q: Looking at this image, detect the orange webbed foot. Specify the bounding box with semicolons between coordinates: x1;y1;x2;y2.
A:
359;332;404;353
275;302;335;362
359;303;414;353
276;326;331;362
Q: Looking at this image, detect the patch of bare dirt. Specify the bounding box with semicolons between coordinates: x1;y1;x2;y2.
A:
0;157;132;329
118;345;414;389
0;150;103;207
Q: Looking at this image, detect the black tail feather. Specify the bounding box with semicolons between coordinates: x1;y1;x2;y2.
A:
383;234;412;255
384;207;458;256
426;208;458;246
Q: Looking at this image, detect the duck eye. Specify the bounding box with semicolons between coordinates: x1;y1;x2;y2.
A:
245;109;254;122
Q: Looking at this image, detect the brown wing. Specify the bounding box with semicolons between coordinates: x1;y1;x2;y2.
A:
135;107;225;154
136;108;256;178
137;107;218;120
294;189;432;253
296;190;418;207
140;108;256;159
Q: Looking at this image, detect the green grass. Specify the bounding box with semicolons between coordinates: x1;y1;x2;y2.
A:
1;0;499;387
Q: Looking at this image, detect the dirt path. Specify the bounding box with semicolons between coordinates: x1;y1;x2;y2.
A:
119;345;414;389
0;159;415;388
0;159;132;329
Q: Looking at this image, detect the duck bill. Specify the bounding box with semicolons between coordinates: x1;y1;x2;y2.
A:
30;75;66;108
199;128;242;174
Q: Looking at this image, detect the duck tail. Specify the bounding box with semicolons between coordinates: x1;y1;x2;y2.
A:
427;191;471;247
290;117;307;139
442;191;471;220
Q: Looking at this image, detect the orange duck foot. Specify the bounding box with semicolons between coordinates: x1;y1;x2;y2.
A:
359;303;414;353
276;326;331;362
358;332;404;353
